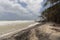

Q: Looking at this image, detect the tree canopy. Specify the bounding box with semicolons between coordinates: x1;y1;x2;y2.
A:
41;0;60;24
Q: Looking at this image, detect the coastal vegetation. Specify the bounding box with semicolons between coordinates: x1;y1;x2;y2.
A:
41;0;60;24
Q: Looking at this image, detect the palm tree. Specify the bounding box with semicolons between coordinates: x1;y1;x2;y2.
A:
41;0;60;23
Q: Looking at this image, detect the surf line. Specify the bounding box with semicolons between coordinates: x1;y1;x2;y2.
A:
0;23;39;38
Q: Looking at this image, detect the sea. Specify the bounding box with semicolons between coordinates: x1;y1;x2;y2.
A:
0;20;34;26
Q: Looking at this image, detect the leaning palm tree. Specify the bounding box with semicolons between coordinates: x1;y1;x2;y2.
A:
41;0;60;24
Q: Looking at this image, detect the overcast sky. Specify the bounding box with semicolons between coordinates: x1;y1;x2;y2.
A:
0;0;43;20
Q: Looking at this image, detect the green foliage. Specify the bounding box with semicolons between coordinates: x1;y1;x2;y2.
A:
41;0;60;23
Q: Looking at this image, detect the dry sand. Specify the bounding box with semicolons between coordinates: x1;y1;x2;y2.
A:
1;22;60;40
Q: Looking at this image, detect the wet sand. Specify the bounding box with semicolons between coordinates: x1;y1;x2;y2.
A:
0;21;35;36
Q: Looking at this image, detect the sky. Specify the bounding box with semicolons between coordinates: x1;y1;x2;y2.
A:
0;0;43;20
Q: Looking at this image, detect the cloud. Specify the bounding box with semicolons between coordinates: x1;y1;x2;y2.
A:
0;0;43;20
19;0;43;14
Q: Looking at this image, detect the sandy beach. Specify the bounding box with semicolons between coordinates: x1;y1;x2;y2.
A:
0;21;35;36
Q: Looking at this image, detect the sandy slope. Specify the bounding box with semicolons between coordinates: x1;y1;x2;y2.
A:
1;22;60;40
